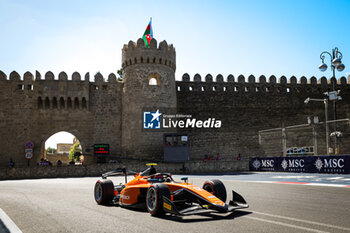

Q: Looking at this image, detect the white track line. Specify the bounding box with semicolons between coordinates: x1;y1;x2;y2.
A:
252;211;350;232
304;183;348;188
241;180;350;188
326;177;344;180
0;208;22;233
245;215;330;233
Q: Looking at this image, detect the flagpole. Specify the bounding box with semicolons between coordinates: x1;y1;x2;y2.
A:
150;17;153;38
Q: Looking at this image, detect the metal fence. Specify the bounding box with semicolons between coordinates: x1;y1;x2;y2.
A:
259;119;350;156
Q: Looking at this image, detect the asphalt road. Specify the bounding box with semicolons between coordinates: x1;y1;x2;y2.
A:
0;173;350;233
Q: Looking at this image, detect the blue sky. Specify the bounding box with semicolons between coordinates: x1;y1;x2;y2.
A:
0;0;349;81
45;131;74;149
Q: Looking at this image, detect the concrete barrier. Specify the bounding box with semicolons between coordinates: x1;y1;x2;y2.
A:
0;160;248;180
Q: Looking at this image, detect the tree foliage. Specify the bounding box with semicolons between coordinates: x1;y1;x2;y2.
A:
69;143;82;161
46;147;56;154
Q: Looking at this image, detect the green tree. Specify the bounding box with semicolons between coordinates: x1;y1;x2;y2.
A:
69;143;82;161
46;147;56;154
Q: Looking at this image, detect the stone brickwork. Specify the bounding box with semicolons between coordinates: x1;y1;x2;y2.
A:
121;38;177;159
1;37;350;169
0;70;123;167
177;74;350;158
0;160;248;180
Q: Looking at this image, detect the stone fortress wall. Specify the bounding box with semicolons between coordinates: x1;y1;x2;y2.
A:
1;37;350;168
176;74;350;159
0;70;123;167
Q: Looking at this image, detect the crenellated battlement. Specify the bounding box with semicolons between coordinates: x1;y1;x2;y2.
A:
176;73;350;94
0;70;124;112
0;70;121;83
121;38;176;70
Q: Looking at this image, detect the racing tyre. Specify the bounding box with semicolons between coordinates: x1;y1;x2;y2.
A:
94;179;114;205
203;179;227;202
146;183;170;216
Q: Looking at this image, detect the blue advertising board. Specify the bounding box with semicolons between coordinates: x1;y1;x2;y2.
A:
249;155;350;174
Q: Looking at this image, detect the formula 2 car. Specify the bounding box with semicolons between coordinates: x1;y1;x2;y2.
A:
94;164;248;216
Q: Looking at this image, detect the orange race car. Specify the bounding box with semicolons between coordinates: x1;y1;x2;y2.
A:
94;164;248;216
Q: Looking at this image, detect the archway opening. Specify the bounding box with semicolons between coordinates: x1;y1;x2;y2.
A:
148;73;160;86
42;131;84;166
149;78;157;85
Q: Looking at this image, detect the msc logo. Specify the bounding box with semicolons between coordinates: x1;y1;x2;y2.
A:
252;159;261;170
143;110;162;129
314;157;344;171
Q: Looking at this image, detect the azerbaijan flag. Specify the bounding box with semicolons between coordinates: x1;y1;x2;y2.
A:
143;18;153;48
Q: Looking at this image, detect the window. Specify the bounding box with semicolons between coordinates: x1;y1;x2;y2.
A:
52;97;58;109
38;97;43;109
74;97;80;109
82;98;87;109
148;73;160;86
45;97;50;109
67;98;72;109
149;78;157;85
60;97;65;109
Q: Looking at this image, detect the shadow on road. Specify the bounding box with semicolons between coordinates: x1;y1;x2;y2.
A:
97;202;253;222
158;210;252;223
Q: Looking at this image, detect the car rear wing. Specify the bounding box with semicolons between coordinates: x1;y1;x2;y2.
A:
102;168;137;183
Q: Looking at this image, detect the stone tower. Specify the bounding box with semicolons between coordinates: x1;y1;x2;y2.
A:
121;38;176;159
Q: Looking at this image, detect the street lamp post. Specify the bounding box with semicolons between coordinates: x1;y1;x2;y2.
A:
304;97;329;155
318;47;345;154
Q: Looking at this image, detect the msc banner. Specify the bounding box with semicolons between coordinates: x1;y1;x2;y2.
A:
249;155;350;174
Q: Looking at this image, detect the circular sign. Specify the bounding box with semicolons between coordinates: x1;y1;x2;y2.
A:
25;152;33;160
25;141;34;149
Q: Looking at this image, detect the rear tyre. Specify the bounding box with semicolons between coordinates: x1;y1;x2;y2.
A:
94;179;114;205
203;179;227;202
146;183;170;216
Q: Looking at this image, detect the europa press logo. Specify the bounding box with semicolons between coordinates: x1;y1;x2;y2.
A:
143;110;162;129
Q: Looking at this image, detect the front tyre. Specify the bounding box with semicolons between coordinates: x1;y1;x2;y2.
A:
146;183;170;216
203;179;227;202
94;179;114;205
